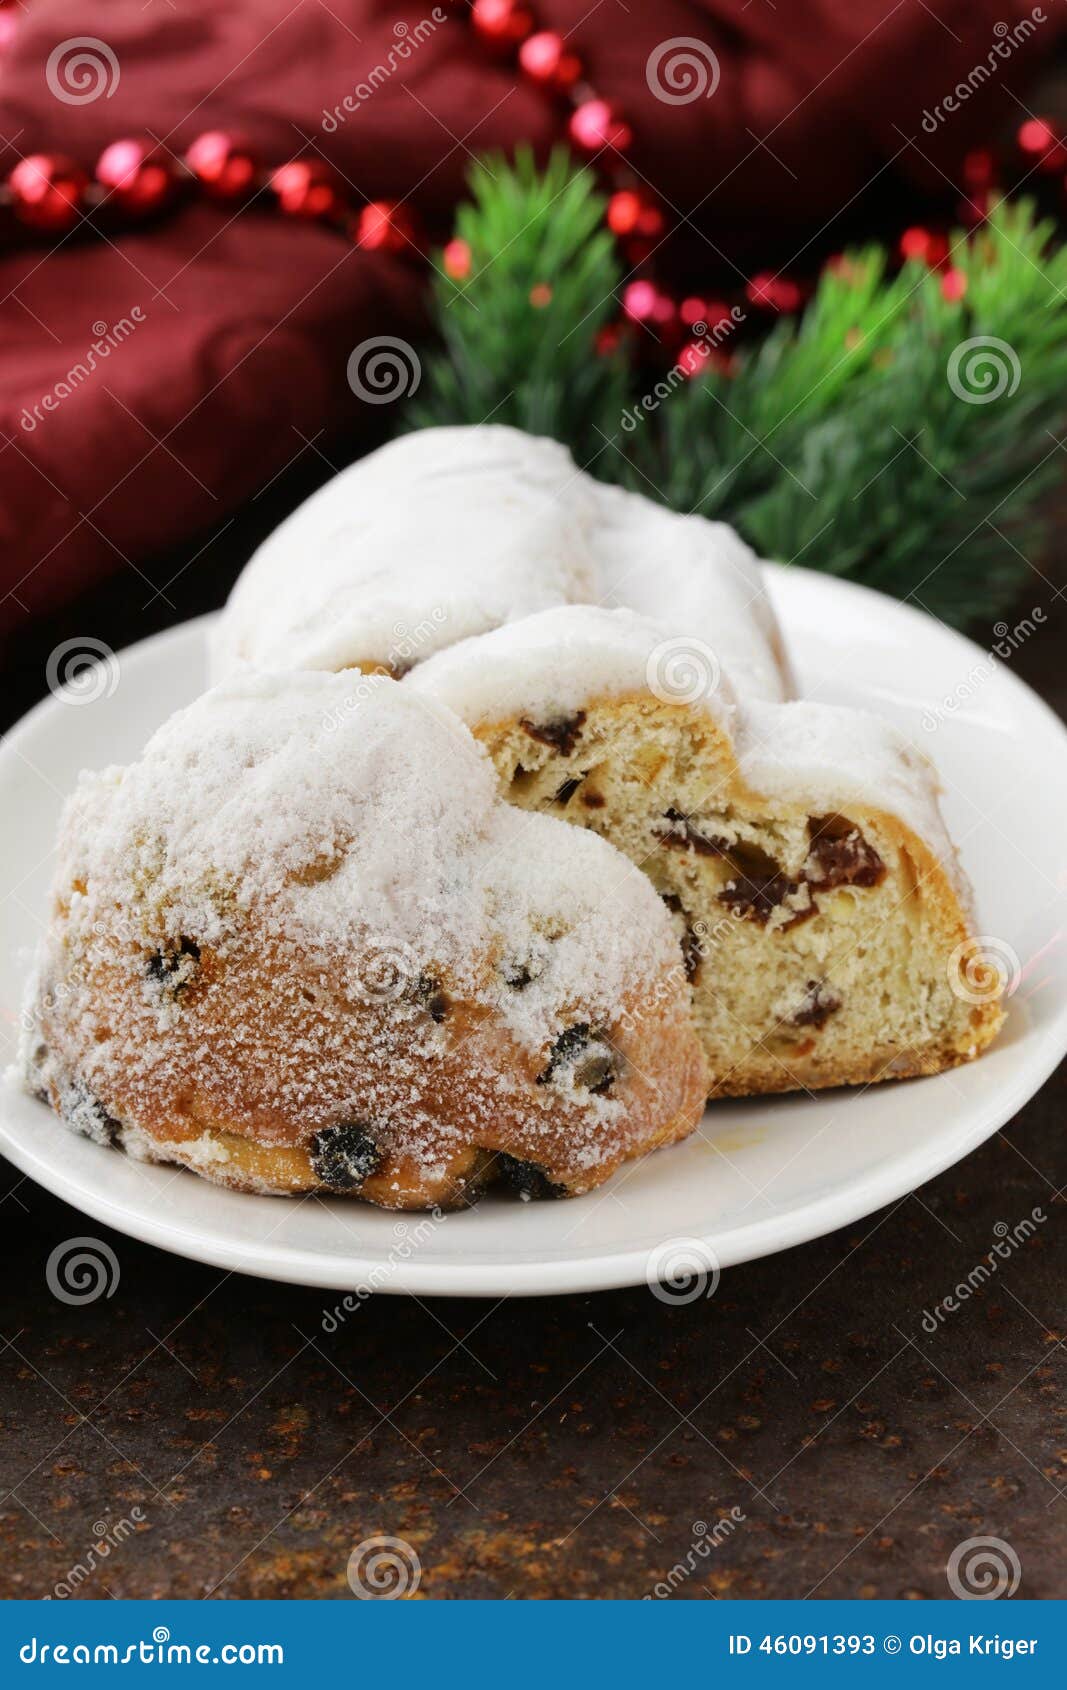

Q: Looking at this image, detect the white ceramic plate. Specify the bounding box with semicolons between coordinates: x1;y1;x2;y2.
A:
2;569;1065;1296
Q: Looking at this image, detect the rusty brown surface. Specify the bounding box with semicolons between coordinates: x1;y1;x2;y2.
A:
1;517;1065;1602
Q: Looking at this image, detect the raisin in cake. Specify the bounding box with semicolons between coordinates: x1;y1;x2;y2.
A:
408;608;1004;1095
22;673;707;1207
213;423;792;703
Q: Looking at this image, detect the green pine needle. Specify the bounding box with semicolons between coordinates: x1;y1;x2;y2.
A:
411;158;1067;628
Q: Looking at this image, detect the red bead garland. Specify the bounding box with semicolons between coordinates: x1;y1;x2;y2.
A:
0;11;1060;384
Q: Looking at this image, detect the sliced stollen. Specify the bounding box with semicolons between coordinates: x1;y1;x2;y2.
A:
408;606;1005;1095
212;423;793;703
21;672;708;1208
213;421;1004;1094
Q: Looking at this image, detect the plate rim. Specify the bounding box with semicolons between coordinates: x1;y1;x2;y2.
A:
3;572;1066;1297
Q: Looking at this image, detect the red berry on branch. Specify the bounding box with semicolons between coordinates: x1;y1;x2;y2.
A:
570;99;632;154
705;299;734;333
621;279;659;323
606;189;664;239
898;226;947;268
746;272;802;312
1016;117;1066;172
925;232;949;268
1017;117;1055;155
678;339;711;378
354;199;418;254
471;0;534;51
963;148;996;190
269;158;345;220
519;31;581;91
940;267;967;303
186;131;259;202
9;153;89;232
899;226;931;262
651;292;677;331
443;237;471;280
96;139;178;217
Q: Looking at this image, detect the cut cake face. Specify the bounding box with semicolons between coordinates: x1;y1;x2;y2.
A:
408;606;1003;1095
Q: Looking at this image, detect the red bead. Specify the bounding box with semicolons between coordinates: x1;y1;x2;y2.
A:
1017;117;1056;158
269;158;345;220
96;139;178;217
354;199;418;254
963;148;996;190
595;322;624;357
898;226;946;268
746;272;802;312
8;153;89;233
606;191;640;235
678;340;712;378
899;226;931;262
443;237;471;280
941;268;968;303
569;99;632;154
471;0;534;50
186;131;259;201
606;189;664;239
519;31;581;90
621;280;659;323
651;292;677;331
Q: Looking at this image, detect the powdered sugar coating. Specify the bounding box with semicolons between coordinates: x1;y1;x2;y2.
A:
24;672;702;1188
213;425;789;702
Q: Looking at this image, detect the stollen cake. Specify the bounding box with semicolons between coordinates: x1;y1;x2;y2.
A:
22;673;708;1206
213;423;792;703
215;425;1005;1096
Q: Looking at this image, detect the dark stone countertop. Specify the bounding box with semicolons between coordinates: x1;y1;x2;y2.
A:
1;496;1064;1601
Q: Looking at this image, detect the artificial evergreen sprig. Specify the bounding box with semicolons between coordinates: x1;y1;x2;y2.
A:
635;201;1067;623
408;146;626;459
412;157;1067;627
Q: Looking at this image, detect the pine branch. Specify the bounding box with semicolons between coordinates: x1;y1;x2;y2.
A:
412;154;1067;628
407;147;627;459
629;201;1067;624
